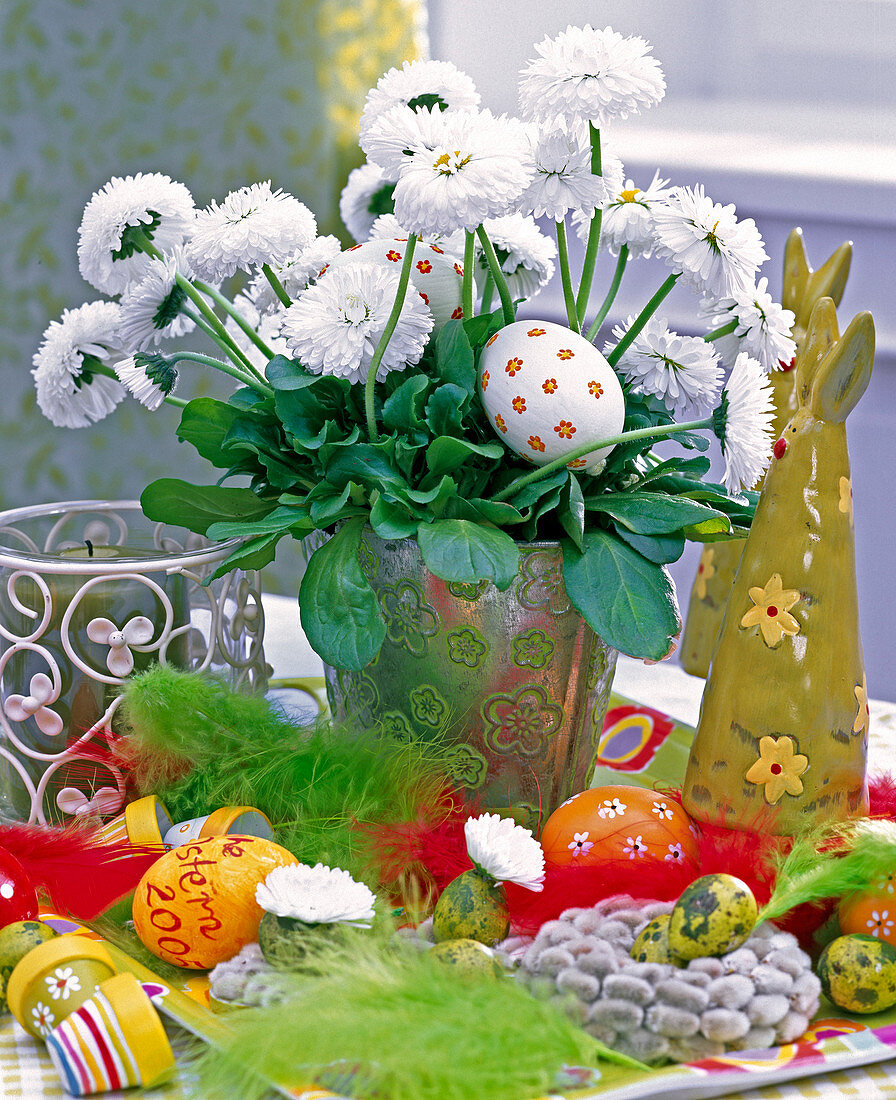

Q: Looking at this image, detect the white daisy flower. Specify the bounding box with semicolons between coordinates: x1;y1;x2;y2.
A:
575;172;673;259
281;261;433;385
32;301;126;428
187;182;317;282
359;58;480;142
607;315;723;416
255;862;376;927
77;172;196;295
118;250;196;350
368;214;466;262
339;162;398;243
478;213;557;301
226;292;291;371
652;184;769;298
713;351;775;495
464;812;545;892
700;278;797;372
115;353;178;410
519;24;665;131
364;107;534;236
248;235;342;315
518;130;621;221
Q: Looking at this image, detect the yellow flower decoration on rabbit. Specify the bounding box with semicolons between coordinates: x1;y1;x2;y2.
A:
745;736;809;804
694;546;716;601
854;675;869;736
740;573;801;648
838;475;854;526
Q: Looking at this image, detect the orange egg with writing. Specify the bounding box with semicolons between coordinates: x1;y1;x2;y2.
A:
839;883;896;948
540;785;699;869
132;835;297;969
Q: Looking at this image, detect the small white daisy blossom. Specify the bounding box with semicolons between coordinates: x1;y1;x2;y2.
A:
32;301;126;428
115;353;178;411
464;812;545;892
518;130;619;221
187;182;317;282
519;25;665;130
255;863;376;927
282;262;433;385
576;172;673;259
248;235;343;315
225;293;291;371
607;315;723;416
368;215;466;261
652;185;769;298
715;351;775;494
359;59;480;142
118;250;196;350
339;163;397;243
77;172;195;295
365;107;535;235
479;213;557;301
700;278;797;372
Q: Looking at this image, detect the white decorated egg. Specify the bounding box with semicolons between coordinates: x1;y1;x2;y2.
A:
478;320;625;473
321;239;464;328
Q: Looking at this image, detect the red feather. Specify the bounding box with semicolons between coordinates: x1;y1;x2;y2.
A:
869;773;896;820
0;823;162;921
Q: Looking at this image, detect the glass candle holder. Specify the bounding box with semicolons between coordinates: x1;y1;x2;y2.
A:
0;500;268;824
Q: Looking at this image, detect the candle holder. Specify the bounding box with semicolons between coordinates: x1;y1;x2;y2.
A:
0;500;268;824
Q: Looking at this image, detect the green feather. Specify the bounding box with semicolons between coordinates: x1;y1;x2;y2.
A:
190;932;647;1100
118;666;456;881
759;820;896;925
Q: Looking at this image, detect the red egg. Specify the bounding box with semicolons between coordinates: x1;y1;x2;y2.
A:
0;846;39;928
540;785;699;870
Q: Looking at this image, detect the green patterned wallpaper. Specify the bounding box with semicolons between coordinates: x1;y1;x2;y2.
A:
0;0;422;587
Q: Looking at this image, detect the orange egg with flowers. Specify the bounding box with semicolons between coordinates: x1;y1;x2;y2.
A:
540;785;699;870
839;876;896;947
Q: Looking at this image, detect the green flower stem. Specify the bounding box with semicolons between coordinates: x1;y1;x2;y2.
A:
704;318;738;342
574;123;603;323
555;218;580;334
462;230;475;321
606;272;680;367
193;279;276;368
479;273;495;316
493;416;713;503
171;274;259;378
476;225;515;326
163;394;188;408
181;306;247;361
365;233;418;444
126;227;163;261
172;352;274;397
585;245;629;342
261;263;292;309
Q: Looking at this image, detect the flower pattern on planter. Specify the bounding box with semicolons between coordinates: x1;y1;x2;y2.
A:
744;735;809;804
446;579;489;601
357;536;379;581
482;684;561;758
517;550;571;614
86;614;155;676
443;744;487;789
379;580;439;656
380;710;414;741
694;546;715;600
45;966;81;1001
854;675;870;736
447;627;488;668
4;673;63;737
739;573;801;648
329;668;379;724
511;628;555;669
409;684;447;728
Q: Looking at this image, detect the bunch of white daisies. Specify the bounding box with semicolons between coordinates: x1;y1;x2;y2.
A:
32;24;795;495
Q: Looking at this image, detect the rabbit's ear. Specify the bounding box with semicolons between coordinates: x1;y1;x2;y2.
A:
782;228;809;313
794;297;840;407
806;310;875;424
800;241;852;326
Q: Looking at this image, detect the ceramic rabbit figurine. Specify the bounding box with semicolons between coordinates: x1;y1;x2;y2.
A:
680;230;853;677
682;298;874;835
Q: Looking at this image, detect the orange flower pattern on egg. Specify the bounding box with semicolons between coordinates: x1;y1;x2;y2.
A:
540;785;699;869
840;887;896;948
